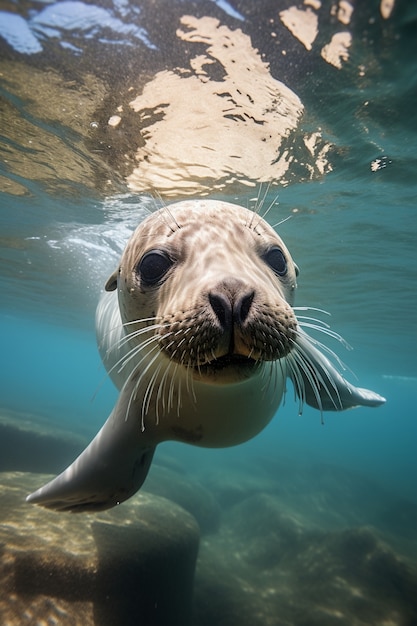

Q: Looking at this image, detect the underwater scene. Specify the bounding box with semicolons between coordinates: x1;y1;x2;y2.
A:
0;0;416;624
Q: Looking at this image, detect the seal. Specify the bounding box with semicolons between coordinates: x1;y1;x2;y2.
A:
27;199;385;512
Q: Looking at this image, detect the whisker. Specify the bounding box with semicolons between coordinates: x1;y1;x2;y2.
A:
99;316;163;351
249;182;271;229
293;306;331;316
108;323;163;355
298;321;352;350
285;351;306;414
176;363;183;418
294;309;354;373
142;362;163;427
291;335;344;417
260;360;279;404
253;189;280;232
255;182;270;215
151;190;181;232
297;326;352;374
290;347;324;413
271;214;292;230
124;342;164;427
113;334;163;378
143;189;182;233
295;315;332;328
278;357;286;397
156;358;175;418
121;316;163;328
92;326;164;402
149;189;164;212
168;361;181;416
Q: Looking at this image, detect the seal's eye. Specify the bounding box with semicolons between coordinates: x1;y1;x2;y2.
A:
137;250;174;286
263;247;287;276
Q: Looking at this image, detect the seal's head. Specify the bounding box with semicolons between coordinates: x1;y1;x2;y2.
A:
105;199;299;384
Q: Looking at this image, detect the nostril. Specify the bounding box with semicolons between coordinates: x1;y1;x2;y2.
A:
235;291;255;324
209;292;232;329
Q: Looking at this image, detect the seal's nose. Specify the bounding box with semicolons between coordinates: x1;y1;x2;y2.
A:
209;281;254;329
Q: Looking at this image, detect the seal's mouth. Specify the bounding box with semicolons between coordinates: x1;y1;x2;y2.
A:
192;353;258;383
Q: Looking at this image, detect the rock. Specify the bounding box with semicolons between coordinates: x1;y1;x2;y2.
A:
0;472;199;626
193;492;417;626
0;417;85;473
144;463;221;533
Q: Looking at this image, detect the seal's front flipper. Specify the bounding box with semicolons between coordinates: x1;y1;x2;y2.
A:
26;412;156;512
289;330;386;411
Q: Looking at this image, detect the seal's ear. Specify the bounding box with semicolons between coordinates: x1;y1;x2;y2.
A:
105;269;118;291
294;263;300;277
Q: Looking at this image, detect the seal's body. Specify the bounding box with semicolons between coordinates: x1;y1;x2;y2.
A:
27;200;385;512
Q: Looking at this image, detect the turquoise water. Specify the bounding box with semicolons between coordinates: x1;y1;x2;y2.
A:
0;1;416;624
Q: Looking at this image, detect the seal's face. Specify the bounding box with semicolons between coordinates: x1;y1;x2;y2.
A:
106;200;299;384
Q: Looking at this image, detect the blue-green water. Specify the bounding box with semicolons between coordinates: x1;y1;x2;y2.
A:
0;1;416;624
